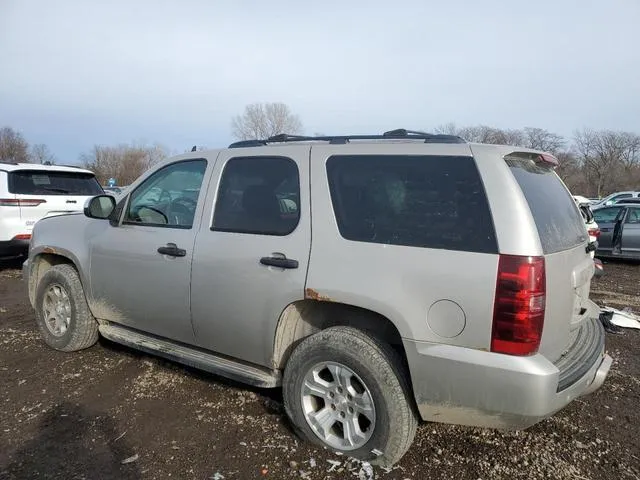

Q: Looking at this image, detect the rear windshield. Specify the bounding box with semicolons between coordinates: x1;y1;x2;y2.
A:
326;155;498;253
506;155;586;254
8;170;103;196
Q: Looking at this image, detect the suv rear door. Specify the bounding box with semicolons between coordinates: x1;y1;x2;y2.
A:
8;169;103;233
190;146;311;368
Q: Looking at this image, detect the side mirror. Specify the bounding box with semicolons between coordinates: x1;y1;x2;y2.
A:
84;195;116;219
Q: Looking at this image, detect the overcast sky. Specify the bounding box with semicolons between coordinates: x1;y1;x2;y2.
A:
1;0;639;162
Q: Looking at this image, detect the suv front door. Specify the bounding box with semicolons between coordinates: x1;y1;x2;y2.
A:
190;146;311;367
89;158;210;343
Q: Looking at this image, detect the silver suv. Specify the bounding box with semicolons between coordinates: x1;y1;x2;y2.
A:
24;130;611;466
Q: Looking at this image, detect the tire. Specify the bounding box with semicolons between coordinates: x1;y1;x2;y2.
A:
283;326;417;466
34;264;99;352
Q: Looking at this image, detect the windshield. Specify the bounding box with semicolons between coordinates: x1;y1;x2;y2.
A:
8;170;103;196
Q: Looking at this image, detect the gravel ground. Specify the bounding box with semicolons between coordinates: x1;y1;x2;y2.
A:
0;260;639;480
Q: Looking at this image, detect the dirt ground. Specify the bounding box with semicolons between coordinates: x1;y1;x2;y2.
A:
1;259;639;480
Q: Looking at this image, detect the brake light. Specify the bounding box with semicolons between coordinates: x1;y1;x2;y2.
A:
538;153;559;166
0;199;47;207
13;234;32;240
587;227;601;239
491;255;546;356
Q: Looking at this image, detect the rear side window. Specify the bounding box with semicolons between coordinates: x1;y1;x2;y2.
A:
506;155;586;254
326;155;497;253
8;170;103;196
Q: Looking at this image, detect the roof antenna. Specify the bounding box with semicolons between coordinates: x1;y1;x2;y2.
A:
191;145;197;152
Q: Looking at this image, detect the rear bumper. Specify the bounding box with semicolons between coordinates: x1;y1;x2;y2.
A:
0;239;30;258
404;316;611;429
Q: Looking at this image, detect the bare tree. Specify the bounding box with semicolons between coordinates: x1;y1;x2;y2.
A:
571;129;640;198
522;127;566;153
231;102;303;140
30;143;56;164
617;131;640;170
80;143;168;185
434;124;524;145
0;127;30;163
435;124;567;152
433;122;459;136
554;151;582;186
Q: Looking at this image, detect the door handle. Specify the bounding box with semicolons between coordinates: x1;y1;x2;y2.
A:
260;256;299;269
601;228;610;232
157;243;186;257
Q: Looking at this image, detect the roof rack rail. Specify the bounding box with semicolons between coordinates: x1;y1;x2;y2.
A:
228;129;465;148
228;139;268;148
0;160;20;165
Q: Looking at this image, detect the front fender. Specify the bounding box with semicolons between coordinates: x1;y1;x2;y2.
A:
27;214;108;304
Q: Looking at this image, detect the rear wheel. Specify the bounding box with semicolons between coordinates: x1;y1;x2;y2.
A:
34;264;98;352
283;326;417;466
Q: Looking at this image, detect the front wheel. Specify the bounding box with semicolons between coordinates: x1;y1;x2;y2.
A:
34;264;99;352
282;326;417;466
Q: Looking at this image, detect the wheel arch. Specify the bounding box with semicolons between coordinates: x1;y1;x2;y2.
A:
272;300;410;376
27;249;83;307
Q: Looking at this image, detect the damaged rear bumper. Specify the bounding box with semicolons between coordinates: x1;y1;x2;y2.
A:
403;316;611;429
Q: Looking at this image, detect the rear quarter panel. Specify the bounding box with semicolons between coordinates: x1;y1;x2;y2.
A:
306;143;499;349
469;144;543;256
471;144;592;362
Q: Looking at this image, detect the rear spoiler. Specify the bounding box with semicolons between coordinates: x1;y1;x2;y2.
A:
505;151;559;168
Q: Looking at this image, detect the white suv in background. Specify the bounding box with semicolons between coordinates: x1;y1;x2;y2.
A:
0;162;103;258
574;195;600;252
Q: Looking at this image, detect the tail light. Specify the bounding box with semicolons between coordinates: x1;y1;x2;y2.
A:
587;227;601;238
0;199;47;207
13;234;32;241
491;255;546;356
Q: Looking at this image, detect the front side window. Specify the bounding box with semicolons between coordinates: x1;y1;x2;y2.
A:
212;156;300;236
124;159;207;228
326;155;497;253
593;207;622;224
